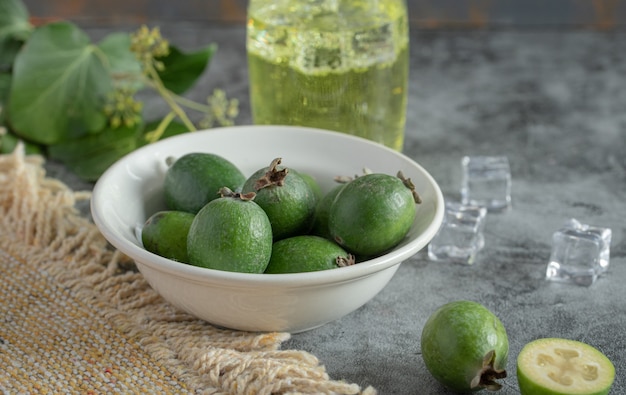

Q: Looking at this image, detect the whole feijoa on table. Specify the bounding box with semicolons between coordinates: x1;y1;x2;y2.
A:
328;171;421;257
186;188;272;273
420;300;509;393
517;338;615;395
241;157;318;240
163;152;246;214
264;235;355;274
141;210;195;263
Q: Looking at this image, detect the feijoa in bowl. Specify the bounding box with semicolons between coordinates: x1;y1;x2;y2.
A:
91;125;444;333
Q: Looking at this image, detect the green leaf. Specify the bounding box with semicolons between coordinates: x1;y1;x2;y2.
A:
0;36;23;70
48;125;140;181
0;0;31;73
8;21;112;145
0;72;11;106
0;0;32;42
158;44;216;94
98;32;143;89
0;130;42;155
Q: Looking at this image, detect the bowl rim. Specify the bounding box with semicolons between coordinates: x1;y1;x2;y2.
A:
91;125;445;288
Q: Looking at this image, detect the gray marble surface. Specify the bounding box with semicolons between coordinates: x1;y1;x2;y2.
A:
49;25;626;394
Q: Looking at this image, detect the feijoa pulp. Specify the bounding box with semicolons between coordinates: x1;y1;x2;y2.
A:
420;300;509;392
517;338;615;395
186;188;272;273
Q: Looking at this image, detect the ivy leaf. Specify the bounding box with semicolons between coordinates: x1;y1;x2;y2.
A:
0;130;42;155
158;44;216;94
48;124;140;181
0;73;11;108
98;32;143;89
0;0;31;98
8;21;112;145
0;36;23;71
0;0;32;42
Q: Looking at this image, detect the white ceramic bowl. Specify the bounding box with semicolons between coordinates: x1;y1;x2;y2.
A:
91;125;444;333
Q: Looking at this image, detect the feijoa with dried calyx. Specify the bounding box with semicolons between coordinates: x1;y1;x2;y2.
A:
186;187;272;273
141;210;195;263
164;152;246;214
242;157;318;240
328;171;421;257
421;300;509;393
517;338;615;395
264;235;355;274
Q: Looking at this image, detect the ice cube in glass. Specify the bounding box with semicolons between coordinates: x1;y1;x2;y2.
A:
461;156;511;212
428;202;488;265
546;219;612;286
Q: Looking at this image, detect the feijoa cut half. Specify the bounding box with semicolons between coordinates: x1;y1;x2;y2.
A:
420;300;509;392
517;338;615;395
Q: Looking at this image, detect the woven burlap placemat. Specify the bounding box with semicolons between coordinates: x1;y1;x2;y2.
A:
0;145;376;394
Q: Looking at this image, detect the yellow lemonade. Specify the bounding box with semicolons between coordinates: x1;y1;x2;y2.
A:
246;0;409;151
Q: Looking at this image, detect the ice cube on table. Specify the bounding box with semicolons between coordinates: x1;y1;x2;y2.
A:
546;218;612;286
428;202;488;265
461;156;511;212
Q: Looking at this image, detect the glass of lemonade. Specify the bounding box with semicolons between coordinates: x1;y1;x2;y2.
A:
246;0;409;151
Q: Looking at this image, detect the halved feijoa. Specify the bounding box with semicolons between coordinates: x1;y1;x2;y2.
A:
517;338;615;395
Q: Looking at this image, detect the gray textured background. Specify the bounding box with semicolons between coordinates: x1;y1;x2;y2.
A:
44;22;626;394
22;0;626;29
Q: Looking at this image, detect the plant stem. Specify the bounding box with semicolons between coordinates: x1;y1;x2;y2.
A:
146;64;197;132
145;111;176;143
172;93;211;113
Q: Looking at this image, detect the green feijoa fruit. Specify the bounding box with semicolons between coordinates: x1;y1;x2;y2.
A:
517;338;615;395
264;235;355;274
141;210;195;263
421;300;509;393
187;188;272;273
328;172;420;257
310;180;350;240
242;158;317;240
164;152;246;214
299;172;323;201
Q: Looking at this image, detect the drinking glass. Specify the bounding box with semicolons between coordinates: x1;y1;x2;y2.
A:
246;0;410;151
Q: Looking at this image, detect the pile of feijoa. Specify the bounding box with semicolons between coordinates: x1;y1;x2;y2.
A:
141;152;422;274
